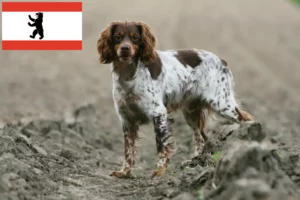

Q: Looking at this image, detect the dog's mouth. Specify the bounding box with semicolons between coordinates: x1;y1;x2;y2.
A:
119;55;132;62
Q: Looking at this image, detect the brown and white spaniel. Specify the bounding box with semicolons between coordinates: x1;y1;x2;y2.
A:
96;21;253;179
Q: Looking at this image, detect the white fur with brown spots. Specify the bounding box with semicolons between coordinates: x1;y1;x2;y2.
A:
109;49;253;178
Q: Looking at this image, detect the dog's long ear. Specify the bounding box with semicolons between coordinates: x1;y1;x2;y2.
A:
97;22;116;64
137;22;156;64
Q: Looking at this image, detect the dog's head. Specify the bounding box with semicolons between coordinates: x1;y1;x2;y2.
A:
97;21;156;64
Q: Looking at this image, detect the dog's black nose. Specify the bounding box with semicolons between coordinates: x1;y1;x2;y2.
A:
121;45;130;51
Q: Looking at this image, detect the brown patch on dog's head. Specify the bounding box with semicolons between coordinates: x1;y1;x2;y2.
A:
174;50;202;68
97;21;157;65
112;22;141;63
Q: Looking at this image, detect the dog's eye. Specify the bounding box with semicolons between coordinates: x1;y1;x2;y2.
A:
132;35;140;42
114;35;122;42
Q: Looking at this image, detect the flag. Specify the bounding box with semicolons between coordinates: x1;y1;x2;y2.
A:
2;2;82;50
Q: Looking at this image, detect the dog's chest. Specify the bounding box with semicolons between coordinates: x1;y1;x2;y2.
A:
115;85;150;125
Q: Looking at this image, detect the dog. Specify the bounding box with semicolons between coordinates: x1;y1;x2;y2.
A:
96;21;253;178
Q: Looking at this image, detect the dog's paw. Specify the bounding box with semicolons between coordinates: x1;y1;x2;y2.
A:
110;170;132;178
151;167;166;179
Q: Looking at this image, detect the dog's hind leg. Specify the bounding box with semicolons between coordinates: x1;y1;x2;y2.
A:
207;66;253;123
181;100;209;167
182;100;208;156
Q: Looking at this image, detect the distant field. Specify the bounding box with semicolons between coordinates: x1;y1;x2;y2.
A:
292;0;300;5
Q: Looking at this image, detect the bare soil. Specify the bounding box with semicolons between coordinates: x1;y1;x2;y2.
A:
1;0;300;199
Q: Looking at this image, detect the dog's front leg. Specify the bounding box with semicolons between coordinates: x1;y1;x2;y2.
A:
110;123;138;178
151;112;177;178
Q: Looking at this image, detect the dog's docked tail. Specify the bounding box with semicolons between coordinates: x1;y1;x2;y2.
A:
235;107;254;122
